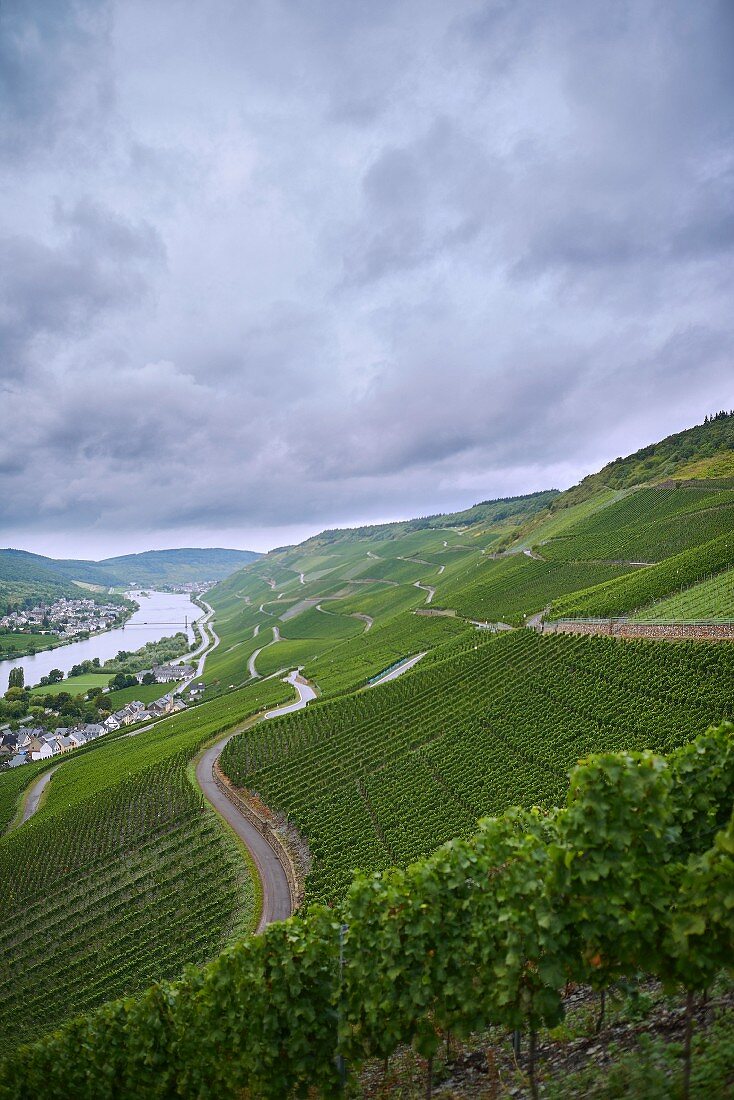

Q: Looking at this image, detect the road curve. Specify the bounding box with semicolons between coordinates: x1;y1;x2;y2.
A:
196;670;317;929
20;765;60;825
414;581;436;604
368;651;427;687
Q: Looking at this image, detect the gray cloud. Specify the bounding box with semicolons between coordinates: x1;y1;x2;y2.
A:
0;0;732;556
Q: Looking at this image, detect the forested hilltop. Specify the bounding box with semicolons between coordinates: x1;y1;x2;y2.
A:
0;415;731;1098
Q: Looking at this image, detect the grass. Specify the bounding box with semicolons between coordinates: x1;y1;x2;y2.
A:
0;632;59;657
29;673;110;696
104;682;176;708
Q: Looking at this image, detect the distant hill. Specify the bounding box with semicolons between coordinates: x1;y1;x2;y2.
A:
97;548;261;586
0;549;84;615
0;547;261;613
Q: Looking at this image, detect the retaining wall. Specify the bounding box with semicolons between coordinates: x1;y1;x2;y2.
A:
213;762;304;909
543;620;734;642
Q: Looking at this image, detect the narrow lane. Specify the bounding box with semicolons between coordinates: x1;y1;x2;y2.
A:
195;670;316;929
20;765;59;825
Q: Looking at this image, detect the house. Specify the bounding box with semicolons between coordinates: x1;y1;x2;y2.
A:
6;753;27;768
104;716;121;732
189;682;205;698
30;741;55;761
153;664;194;683
83;724;105;739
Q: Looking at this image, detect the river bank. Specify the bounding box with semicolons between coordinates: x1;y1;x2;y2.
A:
0;591;204;694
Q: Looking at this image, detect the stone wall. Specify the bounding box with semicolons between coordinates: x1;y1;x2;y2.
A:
543;620;734;642
213;762;305;909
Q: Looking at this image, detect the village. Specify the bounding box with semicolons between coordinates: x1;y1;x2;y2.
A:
0;596;129;640
0;662;205;770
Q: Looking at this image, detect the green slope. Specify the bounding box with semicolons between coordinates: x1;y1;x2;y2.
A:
221;629;734;905
0;677;293;1053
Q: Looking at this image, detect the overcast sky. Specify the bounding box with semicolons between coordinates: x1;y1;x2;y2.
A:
1;1;732;559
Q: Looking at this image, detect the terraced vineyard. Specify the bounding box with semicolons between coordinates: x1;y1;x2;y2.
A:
0;675;294;1052
434;554;634;624
221;630;734;904
542;483;734;563
305;611;469;696
631;568;734;622
550;531;734;619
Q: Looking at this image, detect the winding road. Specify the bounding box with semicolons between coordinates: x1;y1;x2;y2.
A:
195;670;317;929
247;626;281;679
414;580;436;604
368;651;427;687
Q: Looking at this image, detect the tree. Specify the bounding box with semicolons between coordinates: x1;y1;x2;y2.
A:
48;669;64;684
8;667;24;690
142;672;156;686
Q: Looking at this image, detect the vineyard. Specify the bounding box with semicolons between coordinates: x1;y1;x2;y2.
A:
550;532;734;620
305;611;468;696
2;726;731;1099
631;569;734;622
434;555;634;625
541;484;734;563
221;630;734;904
0;675;295;1051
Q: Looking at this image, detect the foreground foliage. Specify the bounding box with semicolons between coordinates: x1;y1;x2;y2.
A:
1;725;731;1099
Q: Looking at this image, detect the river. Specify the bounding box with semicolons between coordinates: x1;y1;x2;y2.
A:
0;591;204;694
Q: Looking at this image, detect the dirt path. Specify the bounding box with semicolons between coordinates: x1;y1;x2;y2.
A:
196;670;317;929
352;613;373;631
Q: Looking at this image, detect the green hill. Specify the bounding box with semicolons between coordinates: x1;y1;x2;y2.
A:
0;416;732;1085
0;546;261;611
0;549;85;614
97;547;261;585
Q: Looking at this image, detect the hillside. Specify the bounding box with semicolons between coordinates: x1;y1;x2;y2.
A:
560;409;734;504
0;549;85;614
0;416;732;1093
0;546;261;609
97;546;261;585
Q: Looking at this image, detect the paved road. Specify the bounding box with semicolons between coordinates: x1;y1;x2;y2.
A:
20;765;59;824
414;581;436;604
247;626;281;679
368;651;427;687
196;670;316;928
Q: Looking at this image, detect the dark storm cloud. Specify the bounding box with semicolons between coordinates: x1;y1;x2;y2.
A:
1;0;732;555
